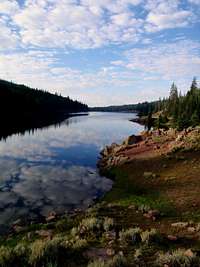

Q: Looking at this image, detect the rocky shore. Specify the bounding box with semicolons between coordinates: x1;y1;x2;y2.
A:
98;126;200;172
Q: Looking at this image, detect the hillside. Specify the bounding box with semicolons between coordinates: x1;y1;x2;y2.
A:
0;79;88;118
90;102;158;115
0;79;88;139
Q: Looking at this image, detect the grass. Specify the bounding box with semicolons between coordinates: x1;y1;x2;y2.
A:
103;167;175;216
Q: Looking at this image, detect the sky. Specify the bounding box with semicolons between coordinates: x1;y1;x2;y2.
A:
0;0;200;106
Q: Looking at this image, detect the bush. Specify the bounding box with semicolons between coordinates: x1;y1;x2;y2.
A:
29;240;47;266
141;229;159;244
157;249;200;267
87;255;127;267
0;246;14;267
119;228;142;245
103;218;114;232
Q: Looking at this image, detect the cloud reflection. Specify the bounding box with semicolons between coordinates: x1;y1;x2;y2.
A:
0;113;143;231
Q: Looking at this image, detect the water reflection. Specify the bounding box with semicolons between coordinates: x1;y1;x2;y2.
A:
0;112;143;232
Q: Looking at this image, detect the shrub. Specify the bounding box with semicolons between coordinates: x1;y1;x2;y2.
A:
119;228;142;245
72;238;88;249
87;259;108;267
87;255;127;267
141;229;159;244
157;249;200;267
81;217;101;231
0;246;14;267
29;240;47;266
103;218;114;232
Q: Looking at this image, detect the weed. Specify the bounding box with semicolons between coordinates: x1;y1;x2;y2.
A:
119;228;142;245
157;249;200;267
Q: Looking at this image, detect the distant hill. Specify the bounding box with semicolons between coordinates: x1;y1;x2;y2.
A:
0;79;88;117
90;101;158;115
0;79;88;139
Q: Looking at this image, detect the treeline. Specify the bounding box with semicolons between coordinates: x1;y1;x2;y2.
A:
90;101;159;115
0;79;88;118
91;78;200;130
146;78;200;130
0;79;88;139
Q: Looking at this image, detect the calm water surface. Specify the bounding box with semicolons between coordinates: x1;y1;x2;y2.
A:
0;112;143;231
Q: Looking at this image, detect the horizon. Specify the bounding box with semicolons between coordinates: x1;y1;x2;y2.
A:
0;0;200;106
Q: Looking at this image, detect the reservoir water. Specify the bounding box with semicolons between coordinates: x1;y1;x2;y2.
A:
0;112;143;231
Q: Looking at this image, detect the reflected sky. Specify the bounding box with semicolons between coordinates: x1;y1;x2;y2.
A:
0;112;143;232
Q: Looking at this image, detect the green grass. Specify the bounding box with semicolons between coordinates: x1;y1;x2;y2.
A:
103;168;175;216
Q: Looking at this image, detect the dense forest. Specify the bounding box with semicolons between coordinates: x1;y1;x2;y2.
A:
91;78;200;130
90;102;157;114
0;79;88;139
0;79;88;116
146;78;200;130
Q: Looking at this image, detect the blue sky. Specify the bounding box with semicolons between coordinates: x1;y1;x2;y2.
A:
0;0;200;106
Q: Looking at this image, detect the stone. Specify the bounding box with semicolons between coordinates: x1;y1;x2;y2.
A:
123;135;141;146
166;176;176;181
36;230;53;238
13;225;24;233
148;210;160;217
119;251;124;256
143;172;154;179
128;205;136;210
46;211;57;222
12;219;22;226
167;235;178;241
184;249;194;257
171;222;189;228
187;227;196;233
108;240;115;247
106;248;115;256
143;213;152;219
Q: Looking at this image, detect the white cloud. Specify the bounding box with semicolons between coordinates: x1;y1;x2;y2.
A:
8;0;143;49
188;0;200;4
145;10;192;32
0;0;19;15
124;40;200;80
0;0;197;50
0;18;19;50
144;0;193;32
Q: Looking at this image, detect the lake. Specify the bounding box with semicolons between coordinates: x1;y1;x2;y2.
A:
0;112;143;232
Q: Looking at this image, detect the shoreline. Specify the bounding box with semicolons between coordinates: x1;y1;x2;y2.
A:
1;126;200;266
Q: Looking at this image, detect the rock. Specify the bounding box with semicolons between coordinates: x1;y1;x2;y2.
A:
105;231;116;240
101;146;111;157
13;225;24;233
167;235;178;241
184;249;194;257
123;135;141;146
118;156;129;165
27;232;34;240
108;240;115;247
187;227;196;233
143;213;152;219
119;251;124;256
128;205;136;210
113;145;123;154
46;211;57;222
165;176;176;181
176;134;184;142
12;219;22;226
143;172;154;179
148;210;160;217
36;230;53;238
171;222;189;228
106;248;115;256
